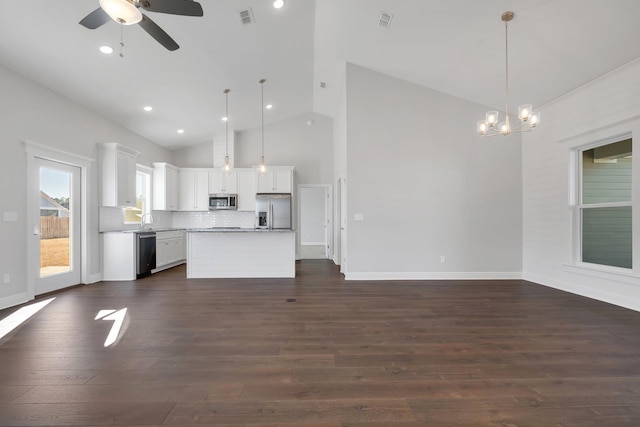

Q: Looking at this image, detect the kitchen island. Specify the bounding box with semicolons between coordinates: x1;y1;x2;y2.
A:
186;229;295;278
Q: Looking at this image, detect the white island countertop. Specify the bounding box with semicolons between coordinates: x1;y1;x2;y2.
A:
187;229;296;278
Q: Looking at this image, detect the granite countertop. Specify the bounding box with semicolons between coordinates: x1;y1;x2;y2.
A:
187;228;294;233
101;228;185;234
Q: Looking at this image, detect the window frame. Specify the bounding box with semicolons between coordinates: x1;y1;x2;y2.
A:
123;165;152;225
571;133;633;271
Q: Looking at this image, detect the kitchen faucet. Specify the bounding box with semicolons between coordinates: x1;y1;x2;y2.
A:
140;213;154;230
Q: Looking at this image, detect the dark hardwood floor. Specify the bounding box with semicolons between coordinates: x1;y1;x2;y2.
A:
1;260;640;426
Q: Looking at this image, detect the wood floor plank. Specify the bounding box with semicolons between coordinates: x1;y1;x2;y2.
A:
164;399;416;424
0;402;175;426
0;260;640;426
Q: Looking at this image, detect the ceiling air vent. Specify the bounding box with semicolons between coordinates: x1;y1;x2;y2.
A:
378;11;393;29
239;8;255;25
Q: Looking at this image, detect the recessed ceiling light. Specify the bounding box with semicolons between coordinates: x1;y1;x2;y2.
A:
99;45;114;54
266;104;273;110
177;129;185;134
222;116;228;122
143;106;153;112
273;0;284;9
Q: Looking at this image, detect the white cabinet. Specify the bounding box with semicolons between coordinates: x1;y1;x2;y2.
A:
237;168;257;211
257;167;294;193
155;230;185;270
102;232;136;281
178;168;210;211
209;168;238;194
152;163;179;211
100;143;139;207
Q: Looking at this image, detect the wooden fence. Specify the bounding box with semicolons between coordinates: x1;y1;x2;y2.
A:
40;216;69;239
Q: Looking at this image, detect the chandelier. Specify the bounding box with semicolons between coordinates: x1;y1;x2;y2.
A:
477;12;540;137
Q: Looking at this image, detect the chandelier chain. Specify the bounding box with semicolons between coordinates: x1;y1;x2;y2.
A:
504;19;510;131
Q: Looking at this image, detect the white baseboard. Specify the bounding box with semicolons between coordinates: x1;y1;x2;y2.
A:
152;260;186;274
0;291;32;311
524;272;640;313
345;271;523;281
86;273;102;284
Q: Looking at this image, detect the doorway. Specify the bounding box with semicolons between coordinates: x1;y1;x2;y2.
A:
34;158;81;294
336;176;347;274
298;185;332;259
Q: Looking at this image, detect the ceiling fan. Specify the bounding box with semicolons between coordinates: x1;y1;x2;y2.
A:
79;0;203;51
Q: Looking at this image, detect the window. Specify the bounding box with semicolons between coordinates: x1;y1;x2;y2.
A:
579;138;632;268
123;170;151;224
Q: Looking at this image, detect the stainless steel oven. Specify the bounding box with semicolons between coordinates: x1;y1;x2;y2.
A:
136;231;156;278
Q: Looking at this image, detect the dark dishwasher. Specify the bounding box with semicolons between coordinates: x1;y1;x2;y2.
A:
136;231;156;278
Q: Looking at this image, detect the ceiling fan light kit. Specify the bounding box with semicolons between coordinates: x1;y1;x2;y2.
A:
99;0;142;25
477;11;541;137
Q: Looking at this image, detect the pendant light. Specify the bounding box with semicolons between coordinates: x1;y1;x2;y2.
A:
258;79;267;175
223;88;231;174
477;12;540;137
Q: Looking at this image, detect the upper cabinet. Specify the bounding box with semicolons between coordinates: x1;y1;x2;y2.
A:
152;162;179;211
178;168;210;211
99;143;139;208
209;168;238;194
257;166;294;193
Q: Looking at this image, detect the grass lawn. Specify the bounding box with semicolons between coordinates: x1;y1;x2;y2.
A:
40;237;70;268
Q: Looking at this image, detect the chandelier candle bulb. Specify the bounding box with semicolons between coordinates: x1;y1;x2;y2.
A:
530;112;541;127
518;104;532;121
477;121;488;135
486;111;499;127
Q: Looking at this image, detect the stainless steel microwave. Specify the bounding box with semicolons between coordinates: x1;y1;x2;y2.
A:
209;194;237;210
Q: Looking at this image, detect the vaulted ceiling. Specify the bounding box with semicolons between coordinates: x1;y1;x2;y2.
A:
2;0;639;149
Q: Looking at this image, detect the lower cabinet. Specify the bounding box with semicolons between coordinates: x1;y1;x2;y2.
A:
155;230;185;271
103;232;136;281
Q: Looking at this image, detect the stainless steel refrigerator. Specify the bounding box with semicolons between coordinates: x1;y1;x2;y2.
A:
255;193;292;230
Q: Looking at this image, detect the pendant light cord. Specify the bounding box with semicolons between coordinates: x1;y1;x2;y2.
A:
260;80;265;159
224;89;229;157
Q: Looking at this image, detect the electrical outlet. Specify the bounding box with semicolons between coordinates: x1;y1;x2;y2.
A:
440;256;445;263
3;274;9;284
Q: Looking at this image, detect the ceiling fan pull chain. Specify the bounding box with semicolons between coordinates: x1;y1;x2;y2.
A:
119;23;124;58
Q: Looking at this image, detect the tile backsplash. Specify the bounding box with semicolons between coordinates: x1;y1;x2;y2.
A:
99;207;173;231
100;206;256;231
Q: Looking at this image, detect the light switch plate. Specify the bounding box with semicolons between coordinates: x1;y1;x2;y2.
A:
3;212;18;222
354;213;364;221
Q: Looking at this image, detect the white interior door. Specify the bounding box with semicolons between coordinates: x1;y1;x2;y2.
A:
298;185;332;260
34;158;81;295
339;177;347;274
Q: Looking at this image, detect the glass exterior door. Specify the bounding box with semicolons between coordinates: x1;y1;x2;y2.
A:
35;158;81;294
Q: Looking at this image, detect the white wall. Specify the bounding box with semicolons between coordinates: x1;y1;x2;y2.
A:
523;58;640;311
235;112;333;185
343;64;522;279
0;64;172;309
172;131;235;168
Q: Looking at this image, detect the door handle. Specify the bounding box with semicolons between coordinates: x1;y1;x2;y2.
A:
34;226;40;236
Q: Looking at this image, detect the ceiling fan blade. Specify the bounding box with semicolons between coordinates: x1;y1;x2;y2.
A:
138;0;203;17
79;7;111;29
138;14;180;51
